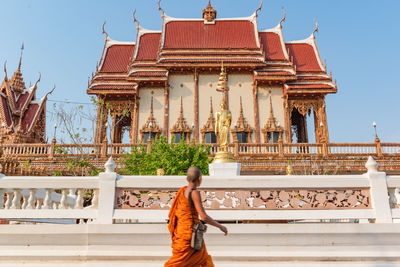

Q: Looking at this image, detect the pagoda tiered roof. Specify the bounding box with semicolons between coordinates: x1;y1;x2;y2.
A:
88;2;337;96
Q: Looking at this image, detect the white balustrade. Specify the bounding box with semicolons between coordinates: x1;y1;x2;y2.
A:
0;156;398;225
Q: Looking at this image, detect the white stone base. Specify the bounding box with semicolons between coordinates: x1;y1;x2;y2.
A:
208;162;241;176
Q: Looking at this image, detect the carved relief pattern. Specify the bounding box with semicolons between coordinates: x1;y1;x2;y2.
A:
115;189;177;209
115;188;371;210
289;98;323;117
107;100;132;117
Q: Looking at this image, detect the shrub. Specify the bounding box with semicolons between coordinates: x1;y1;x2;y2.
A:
122;136;212;175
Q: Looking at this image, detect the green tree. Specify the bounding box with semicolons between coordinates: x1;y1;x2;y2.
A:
122;136;212;175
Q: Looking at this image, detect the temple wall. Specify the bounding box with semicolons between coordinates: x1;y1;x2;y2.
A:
258;85;285;142
169;74;194;140
138;88;164;142
228;74;254;142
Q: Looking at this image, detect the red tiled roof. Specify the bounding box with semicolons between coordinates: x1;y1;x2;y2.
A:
163;20;258;49
136;33;161;61
21;103;39;133
259;32;286;60
100;45;135;73
286;43;323;72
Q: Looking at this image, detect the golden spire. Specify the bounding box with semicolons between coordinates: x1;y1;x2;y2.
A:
170;96;191;136
10;45;26;94
216;63;229;93
267;96;277;129
18;43;24;71
202;0;217;22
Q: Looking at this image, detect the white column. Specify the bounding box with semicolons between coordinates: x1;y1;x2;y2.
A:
366;156;392;223
97;157;117;224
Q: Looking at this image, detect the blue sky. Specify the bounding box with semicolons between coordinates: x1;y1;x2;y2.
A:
0;0;399;143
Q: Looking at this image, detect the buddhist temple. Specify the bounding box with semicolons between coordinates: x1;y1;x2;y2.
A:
0;46;54;144
88;1;337;145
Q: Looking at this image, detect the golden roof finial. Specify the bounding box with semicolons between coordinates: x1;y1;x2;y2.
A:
3;61;7;79
203;0;217;22
158;0;165;18
255;0;263;17
102;21;109;41
268;95;277;129
209;96;213;115
312;19;319;38
279;7;286;26
132;9;140;30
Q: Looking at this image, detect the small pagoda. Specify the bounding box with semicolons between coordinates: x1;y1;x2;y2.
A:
0;46;54;144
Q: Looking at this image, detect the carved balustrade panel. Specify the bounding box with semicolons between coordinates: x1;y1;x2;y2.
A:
115;188;371;210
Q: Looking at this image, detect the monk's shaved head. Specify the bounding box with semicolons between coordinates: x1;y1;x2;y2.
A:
186;166;202;183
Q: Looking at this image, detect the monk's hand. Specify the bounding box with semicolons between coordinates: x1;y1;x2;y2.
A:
220;225;228;236
203;224;208;233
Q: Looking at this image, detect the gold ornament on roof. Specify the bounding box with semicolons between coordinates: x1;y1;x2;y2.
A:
202;0;217;22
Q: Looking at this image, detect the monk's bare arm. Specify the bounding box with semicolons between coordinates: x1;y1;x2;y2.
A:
191;190;228;235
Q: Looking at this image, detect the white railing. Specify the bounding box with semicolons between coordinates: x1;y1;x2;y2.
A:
0;157;399;224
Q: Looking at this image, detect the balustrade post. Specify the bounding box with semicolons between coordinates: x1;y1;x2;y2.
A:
101;138;108;158
365;156;392;223
97;157;117;224
375;137;382;157
278;134;284;157
234;141;239;158
48;138;56;159
322;142;328;158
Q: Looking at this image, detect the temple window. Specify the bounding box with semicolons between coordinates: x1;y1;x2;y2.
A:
170;96;192;143
235;132;248;143
204;132;217;144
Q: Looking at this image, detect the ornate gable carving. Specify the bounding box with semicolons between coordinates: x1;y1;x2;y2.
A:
170;97;192;140
140;96;161;142
262;96;283;142
231;96;252;142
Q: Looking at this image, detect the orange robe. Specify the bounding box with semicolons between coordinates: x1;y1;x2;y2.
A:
165;186;214;267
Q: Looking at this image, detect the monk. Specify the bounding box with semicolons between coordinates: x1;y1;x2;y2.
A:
165;167;228;267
